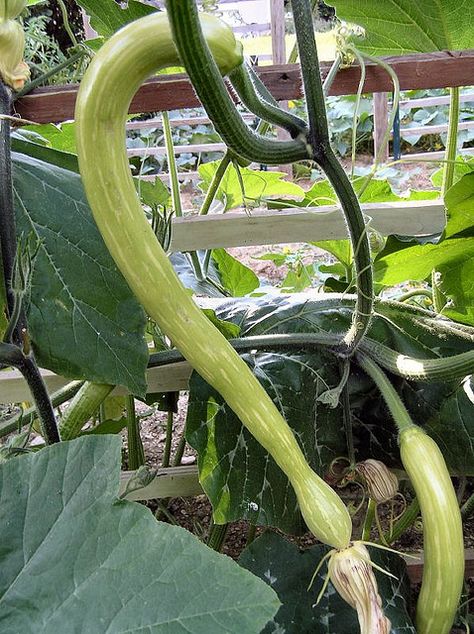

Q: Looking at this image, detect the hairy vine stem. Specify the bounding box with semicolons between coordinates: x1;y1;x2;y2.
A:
147;330;473;382
0;81;59;444
0;82;20;336
290;0;374;355
166;1;309;165
15;48;87;98
228;63;308;138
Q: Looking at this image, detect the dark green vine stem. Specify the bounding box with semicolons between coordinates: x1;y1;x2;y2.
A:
126;395;145;470
357;353;414;433
291;0;373;355
166;1;309;165
228;63;308;138
16;356;60;444
162;409;173;468
147;331;474;382
207;522;229;552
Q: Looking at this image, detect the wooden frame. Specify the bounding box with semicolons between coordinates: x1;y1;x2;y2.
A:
14;50;474;124
0;200;444;405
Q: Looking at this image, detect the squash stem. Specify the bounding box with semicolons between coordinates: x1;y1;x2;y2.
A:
291;0;374;355
207;522;229;552
162;110;204;281
162;409;173;468
356;353;414;433
126;395;145;470
172;432;187;467
361;498;376;541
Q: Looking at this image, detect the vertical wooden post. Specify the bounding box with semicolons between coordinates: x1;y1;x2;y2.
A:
270;0;286;66
270;0;291;174
373;92;389;163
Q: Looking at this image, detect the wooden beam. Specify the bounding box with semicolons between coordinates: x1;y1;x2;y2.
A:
127;142;226;157
169;201;445;252
271;0;286;66
14;51;474;124
0;362;192;404
119;465;202;501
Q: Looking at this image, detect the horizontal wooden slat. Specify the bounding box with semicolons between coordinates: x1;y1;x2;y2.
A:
0;362;192;403
0;200;445;403
400;120;474;137
14;51;474;124
120;465;202;500
169;201;445;252
391;147;473;161
126;113;255;130
399;92;474;109
127;142;226;156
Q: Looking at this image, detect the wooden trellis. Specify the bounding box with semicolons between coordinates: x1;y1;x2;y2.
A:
2;52;474;549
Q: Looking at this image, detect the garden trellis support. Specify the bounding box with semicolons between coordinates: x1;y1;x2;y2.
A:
2;49;473;399
2;40;474;604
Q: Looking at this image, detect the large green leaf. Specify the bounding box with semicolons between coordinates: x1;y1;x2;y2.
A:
198;161;305;211
76;0;155;38
13;153;148;395
444;171;474;238
0;436;279;633
186;294;474;531
187;348;343;533
375;173;474;325
239;532;415;633
12;131;79;173
328;0;474;55
211;248;260;296
269;177;438;209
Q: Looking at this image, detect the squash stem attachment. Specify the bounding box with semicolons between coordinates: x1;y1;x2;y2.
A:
166;1;310;165
290;0;374;355
0;81;59;444
356;353;414;433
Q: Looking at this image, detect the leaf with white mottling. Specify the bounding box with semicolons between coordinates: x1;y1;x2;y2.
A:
239;532;415;633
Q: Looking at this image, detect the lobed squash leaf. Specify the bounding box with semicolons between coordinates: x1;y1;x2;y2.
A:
0;435;279;633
